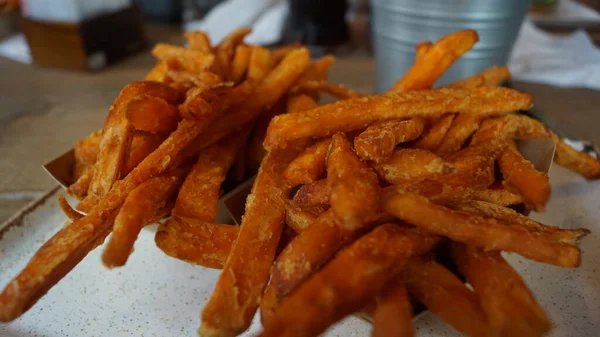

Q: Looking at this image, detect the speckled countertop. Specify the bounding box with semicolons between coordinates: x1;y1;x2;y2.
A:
1;24;599;223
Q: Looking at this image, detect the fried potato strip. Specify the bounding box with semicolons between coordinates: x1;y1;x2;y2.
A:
125;94;179;134
152;43;215;73
373;148;456;184
354;118;425;162
414;114;455;151
371;276;414;337
283;138;330;186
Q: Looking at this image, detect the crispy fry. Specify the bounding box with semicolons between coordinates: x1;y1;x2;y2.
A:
58;194;83;221
284;202;325;233
552;133;600;179
258;225;440;337
404;257;492;337
372;276;414;337
123;132;166;175
264;87;532;151
145;62;169;82
248;46;275;82
327;133;380;229
436;114;482;155
298;55;336;82
125;94;179;134
200;149;302;337
451;243;550;337
291;179;330;208
74;129;102;166
102;171;186;268
283;138;330;186
389;30;478;92
271;43;302;64
67;165;94;199
155;217;238;269
354;118;425;162
415;41;432;62
246;99;288;169
414;114;455;151
216;28;252;78
471;187;524;206
185;31;212;53
179;82;253;121
290;80;364;100
373;148;456;184
445;66;511;89
382;188;582;267
230;44;251;83
167;70;223;91
286;93;318;113
152;43;215;73
450;200;589;245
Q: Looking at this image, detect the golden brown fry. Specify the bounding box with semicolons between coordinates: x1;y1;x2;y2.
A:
102;171;186;268
290;80;364;100
58;194;83;221
327;133;380;229
248;46;275;82
373;148;456;184
271;43;302;64
382;188;582;267
230;44;252;83
74;129;102;167
179;82;252;121
145;62;169;82
286;93;318;113
445;66;511;89
552;133;600;179
125;94;179;134
450;200;589;245
372;276;414;337
291;178;330;208
436;114;482;155
414;41;432;62
404;257;492;337
264;87;532;151
283;137;330;186
200;148;302;337
216;27;252;78
167;70;223;91
284;202;325;233
258;225;440;337
498;141;551;211
471;187;524;206
298;55;336;82
67;165;94;200
123;132;166;175
389;30;478;92
354;118;425;162
155;217;238;269
185;31;212;53
451;243;550;337
246;99;288;170
152;43;215;73
414;114;456;151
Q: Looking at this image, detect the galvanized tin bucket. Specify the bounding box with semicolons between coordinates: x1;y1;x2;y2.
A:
371;0;532;92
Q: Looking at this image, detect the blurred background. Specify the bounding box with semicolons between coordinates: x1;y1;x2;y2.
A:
0;0;600;222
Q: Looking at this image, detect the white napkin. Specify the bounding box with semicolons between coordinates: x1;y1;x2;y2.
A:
508;19;600;90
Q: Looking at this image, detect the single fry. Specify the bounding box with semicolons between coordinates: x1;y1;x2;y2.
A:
471;187;524;206
167;70;223;91
185;31;212;53
215;27;252;78
372;276;414;337
230;44;252;83
74;129;102;166
552;133;600;179
125;94;179;134
414;114;455;151
102;171;186;268
298;55;336;82
290;80;364;100
258;225;440;337
123;132;166;175
436;114;482;155
152;43;215;73
373;148;456;184
283;137;331;186
451;243;550;337
247;46;275;82
58;194;84;221
67;165;94;200
354;118;425;162
404;257;492;337
200;149;301;337
179;82;253;121
284;202;325;233
145;61;169;82
445;66;511;89
382;188;582;267
264;87;532;151
389;30;479;92
271;43;302;64
327;133;380;229
415;41;432;62
291;179;330;208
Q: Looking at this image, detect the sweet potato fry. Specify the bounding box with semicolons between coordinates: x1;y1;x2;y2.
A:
445;66;511;89
123;132;166;175
451;243;550;337
436;114;482;155
290;80;364;100
551;133;600;179
258;225;440;337
74;129;102;166
404;257;492;337
230;44;251;83
264;87;532;151
373;148;456;184
271;43;302;64
58;194;84;221
327;133;380;229
471;187;524;206
185;31;212;53
215;27;252;78
179;81;252;121
286;93;319;113
102;171;186;268
298;55;336;82
246;99;288;169
381;188;582;267
291;178;330;208
67;165;94;200
498;140;551;211
283;138;330;186
284;202;325;233
388;30;478;92
450;200;589;245
167;70;223;91
145;61;169;82
152;43;215;73
125;94;179;134
200;148;302;337
354;118;425;162
414;114;455;151
372;276;414;337
155;217;238;269
414;41;432;62
248;46;275;82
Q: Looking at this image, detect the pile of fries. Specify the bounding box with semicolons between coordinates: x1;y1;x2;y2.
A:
1;28;598;337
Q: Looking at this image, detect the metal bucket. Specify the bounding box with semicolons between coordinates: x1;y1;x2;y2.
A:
371;0;532;92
